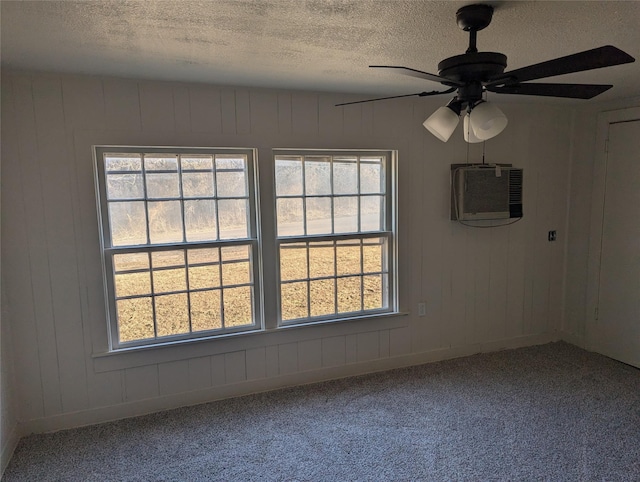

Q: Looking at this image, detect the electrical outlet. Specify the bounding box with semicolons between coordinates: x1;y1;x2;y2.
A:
548;230;557;242
418;302;426;317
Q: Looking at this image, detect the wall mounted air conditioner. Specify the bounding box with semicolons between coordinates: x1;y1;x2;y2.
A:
451;163;523;221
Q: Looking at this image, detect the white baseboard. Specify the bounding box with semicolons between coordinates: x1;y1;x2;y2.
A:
1;422;22;477
21;332;558;435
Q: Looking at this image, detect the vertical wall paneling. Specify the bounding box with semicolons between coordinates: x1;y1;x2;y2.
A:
87;371;123;408
12;74;63;417
159;360;190;396
356;331;380;362
173;86;191;133
220;89;237;135
342;104;362;138
318;96;343;139
103;79;142;131
389;326;411;357
188;356;213;391
190;87;222;134
487;226;509;341
224;351;247;384
379;330;390;359
32;76;90;413
265;345;279;378
124;365;159;402
345;334;357;363
321;336;346;368
139;82;176;132
297;339;322;372
235;89;251;135
278;343;298;375
246;347;267;380
211;354;226;386
277;93;292;134
291;93;319;136
249;91;279;136
1;76;46;420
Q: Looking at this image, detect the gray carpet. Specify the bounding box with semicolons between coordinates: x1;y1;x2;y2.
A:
4;342;640;481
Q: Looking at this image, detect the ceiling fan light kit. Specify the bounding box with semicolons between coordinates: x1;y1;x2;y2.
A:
463;114;483;143
468;101;508;140
423;99;462;142
337;3;635;143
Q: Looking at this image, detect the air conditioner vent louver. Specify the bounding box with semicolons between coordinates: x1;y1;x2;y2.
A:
509;169;523;204
451;164;523;221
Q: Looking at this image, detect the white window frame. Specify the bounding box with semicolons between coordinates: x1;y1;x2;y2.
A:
94;146;262;350
273;149;397;326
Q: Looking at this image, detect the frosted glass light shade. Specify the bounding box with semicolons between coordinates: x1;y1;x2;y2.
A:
469;102;508;140
423;106;460;142
463;114;483;143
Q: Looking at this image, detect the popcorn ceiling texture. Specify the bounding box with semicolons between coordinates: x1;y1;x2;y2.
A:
1;1;639;100
4;342;640;480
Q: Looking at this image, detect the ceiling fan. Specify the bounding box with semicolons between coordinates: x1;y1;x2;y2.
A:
336;4;635;142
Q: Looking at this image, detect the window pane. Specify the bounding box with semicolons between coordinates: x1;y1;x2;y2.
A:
113;252;149;272
185;199;217;242
223;286;253;327
151;251;186;293
336;240;361;276
309;279;335;317
182;172;214;198
281;282;308;321
145;156;178;171
337;276;362;313
182;156;213;171
115;271;151;297
309;242;335;278
221;246;251;286
363;274;383;310
363;238;385;273
360;161;384;194
275;158;303;196
107;173;144;200
304;156;331;195
333;197;358;233
360;196;383;232
117;297;154;343
188;248;221;289
105;155;141;172
190;290;222;332
222;260;251;286
148;201;183;243
155;294;190;337
280;243;308;281
109;201;147;246
218;199;248;239
146;172;180;199
216;156;247;198
306;197;332;235
277;198;304;236
333;159;358;195
188;265;220;290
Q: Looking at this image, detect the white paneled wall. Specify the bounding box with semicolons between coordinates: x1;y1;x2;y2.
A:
1;71;570;434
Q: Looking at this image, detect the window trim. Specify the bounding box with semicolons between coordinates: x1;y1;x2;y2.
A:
94;146;263;351
273;149;398;327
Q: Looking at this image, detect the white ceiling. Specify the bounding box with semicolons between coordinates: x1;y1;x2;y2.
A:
2;1;639;103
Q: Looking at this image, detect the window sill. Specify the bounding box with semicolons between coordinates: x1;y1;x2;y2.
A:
92;311;408;373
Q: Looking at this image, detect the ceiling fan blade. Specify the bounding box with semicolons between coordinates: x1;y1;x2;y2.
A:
487;83;613;99
335;88;456;107
488;46;635;85
369;65;464;87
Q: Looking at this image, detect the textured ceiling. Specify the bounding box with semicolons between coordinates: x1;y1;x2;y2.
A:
2;1;639;103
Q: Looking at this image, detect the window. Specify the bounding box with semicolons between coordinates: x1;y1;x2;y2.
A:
94;147;260;348
274;150;396;324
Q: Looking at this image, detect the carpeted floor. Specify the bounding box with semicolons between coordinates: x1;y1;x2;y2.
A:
4;342;640;481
